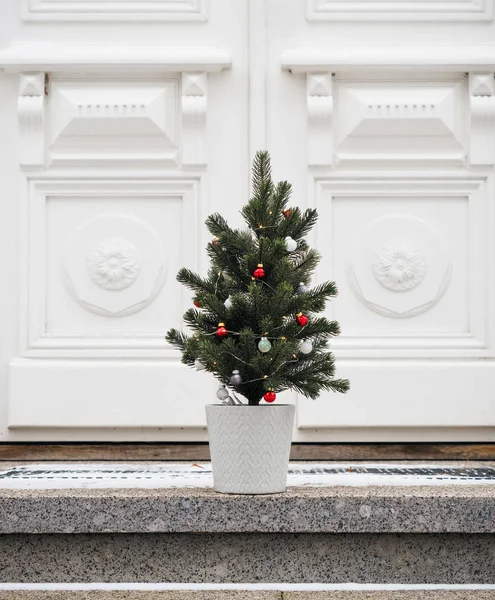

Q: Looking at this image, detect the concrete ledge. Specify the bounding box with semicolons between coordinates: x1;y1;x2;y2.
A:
284;594;495;599
1;533;494;584
0;485;494;534
0;591;494;599
0;594;278;600
285;594;495;599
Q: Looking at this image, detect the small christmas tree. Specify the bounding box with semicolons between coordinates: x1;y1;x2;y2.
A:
166;151;349;406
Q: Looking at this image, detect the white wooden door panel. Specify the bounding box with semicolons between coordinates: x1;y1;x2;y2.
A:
0;0;247;441
267;0;495;440
8;359;216;428
297;361;495;428
48;77;180;167
21;177;200;351
334;77;466;166
314;176;490;357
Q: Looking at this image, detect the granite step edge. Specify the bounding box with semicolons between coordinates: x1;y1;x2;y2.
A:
0;590;494;599
1;486;494;533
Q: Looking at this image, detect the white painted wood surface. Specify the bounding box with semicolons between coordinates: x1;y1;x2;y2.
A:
0;0;494;441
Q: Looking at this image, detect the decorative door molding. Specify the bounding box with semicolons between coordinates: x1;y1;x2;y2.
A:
0;43;231;73
0;44;231;170
22;0;208;22
282;45;495;72
307;0;493;21
282;47;495;168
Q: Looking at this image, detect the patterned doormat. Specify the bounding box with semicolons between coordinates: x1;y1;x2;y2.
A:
1;463;495;488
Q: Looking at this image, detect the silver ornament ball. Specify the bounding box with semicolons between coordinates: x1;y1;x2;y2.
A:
296;282;309;294
194;358;206;370
230;370;242;385
216;385;230;401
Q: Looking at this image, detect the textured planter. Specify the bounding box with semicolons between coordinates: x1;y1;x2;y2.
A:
205;403;295;494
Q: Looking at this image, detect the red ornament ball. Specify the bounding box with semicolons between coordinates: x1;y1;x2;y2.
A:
211;237;220;246
193;299;201;308
253;263;265;279
264;390;276;403
216;322;228;337
282;209;292;219
296;313;309;327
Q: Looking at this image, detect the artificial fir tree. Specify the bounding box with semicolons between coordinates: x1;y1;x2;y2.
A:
166;151;349;406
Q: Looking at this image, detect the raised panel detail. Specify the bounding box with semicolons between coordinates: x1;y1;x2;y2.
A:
23;178;201;356
8;359;216;428
297;361;495;430
335;78;466;166
314;178;490;358
49;79;179;167
22;0;207;21
307;0;492;21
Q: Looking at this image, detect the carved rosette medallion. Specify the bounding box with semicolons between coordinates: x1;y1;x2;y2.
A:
373;245;426;292
63;214;166;317
87;238;140;291
347;215;452;318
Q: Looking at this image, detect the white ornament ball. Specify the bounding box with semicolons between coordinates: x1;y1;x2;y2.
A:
194;358;206;370
258;336;272;353
299;340;313;354
285;236;298;252
224;295;233;309
216;385;230;401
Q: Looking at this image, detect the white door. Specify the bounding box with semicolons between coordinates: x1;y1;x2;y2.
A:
266;1;495;441
0;0;248;442
0;0;494;442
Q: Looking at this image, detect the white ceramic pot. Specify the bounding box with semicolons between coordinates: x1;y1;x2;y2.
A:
205;403;295;494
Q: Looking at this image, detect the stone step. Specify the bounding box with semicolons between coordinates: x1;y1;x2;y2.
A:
1;533;495;584
0;462;494;586
0;590;494;599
